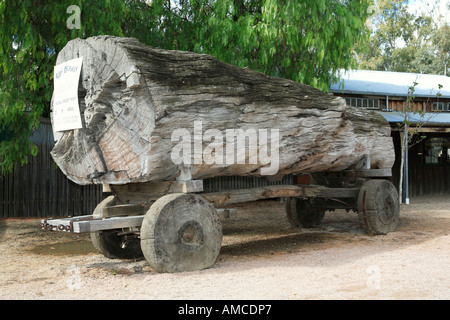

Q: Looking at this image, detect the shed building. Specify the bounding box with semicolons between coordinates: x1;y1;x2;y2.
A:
331;70;450;199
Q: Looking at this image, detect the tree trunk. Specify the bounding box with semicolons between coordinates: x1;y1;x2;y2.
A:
50;36;395;185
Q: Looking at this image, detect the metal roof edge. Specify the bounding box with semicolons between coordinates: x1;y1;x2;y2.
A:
376;111;450;126
330;89;450;99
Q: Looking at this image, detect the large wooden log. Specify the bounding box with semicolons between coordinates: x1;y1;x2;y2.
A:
50;36;394;185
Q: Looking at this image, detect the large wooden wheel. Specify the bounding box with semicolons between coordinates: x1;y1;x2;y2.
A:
140;193;222;273
90;196;144;259
286;198;325;228
357;179;399;235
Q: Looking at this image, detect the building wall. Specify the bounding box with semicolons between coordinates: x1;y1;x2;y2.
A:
336;93;450;113
333;92;450;197
407;132;450;196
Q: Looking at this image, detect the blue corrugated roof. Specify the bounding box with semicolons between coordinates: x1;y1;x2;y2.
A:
377;111;450;126
331;70;450;99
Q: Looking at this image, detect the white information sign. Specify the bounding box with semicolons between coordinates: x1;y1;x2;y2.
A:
52;57;83;132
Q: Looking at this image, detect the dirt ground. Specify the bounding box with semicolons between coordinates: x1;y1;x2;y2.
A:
0;195;449;300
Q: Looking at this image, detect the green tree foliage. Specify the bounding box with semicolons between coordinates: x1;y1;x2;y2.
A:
358;0;449;75
0;0;372;174
0;0;125;173
197;0;372;90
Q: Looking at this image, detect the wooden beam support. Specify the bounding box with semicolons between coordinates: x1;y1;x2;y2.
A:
101;204;147;218
202;184;360;206
216;208;238;219
74;216;144;233
355;169;392;177
110;180;204;203
169;180;204;193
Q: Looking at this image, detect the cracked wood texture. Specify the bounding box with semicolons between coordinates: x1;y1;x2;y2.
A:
50;36;394;185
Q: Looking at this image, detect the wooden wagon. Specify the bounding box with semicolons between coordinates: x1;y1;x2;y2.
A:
42;36;399;273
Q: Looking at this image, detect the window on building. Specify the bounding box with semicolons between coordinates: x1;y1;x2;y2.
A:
344;97;380;110
423;137;450;164
432;102;450;112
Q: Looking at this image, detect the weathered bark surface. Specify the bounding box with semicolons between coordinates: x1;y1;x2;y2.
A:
51;36;394;185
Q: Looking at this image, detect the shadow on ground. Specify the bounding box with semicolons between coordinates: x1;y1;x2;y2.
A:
0;219;6;239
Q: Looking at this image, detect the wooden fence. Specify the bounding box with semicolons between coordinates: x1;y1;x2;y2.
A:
0;119;103;218
391;131;450;199
409;165;450;196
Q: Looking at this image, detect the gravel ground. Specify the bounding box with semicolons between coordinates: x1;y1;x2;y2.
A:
0;195;449;300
